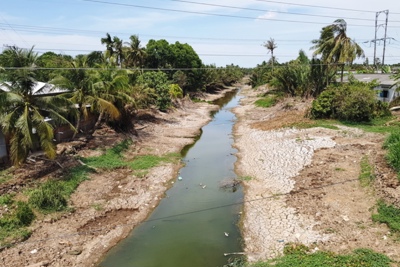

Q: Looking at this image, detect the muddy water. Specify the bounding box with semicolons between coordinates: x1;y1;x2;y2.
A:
100;90;243;267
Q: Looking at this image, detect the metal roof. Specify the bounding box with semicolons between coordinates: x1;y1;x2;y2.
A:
342;74;397;86
0;81;69;95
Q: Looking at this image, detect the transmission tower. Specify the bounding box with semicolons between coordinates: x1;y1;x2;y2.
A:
373;10;389;67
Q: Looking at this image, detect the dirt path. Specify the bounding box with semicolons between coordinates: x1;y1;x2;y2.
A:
233;84;400;263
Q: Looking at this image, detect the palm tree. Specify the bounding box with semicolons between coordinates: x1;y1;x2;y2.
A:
101;33;124;68
263;38;277;69
50;57;122;137
92;66;135;129
0;46;76;165
125;35;147;69
311;19;365;82
101;33;115;61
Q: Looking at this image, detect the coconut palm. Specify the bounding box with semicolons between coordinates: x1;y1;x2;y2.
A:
124;35;147;69
101;33;124;68
92;66;136;129
311;19;365;82
50;57;122;137
263;38;277;69
0;46;76;165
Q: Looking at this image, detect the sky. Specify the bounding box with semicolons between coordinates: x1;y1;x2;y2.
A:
1;0;399;68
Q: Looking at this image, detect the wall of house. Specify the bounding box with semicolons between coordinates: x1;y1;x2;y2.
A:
0;131;7;163
374;85;399;103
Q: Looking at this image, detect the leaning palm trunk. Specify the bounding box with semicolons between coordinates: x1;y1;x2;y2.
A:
94;111;104;130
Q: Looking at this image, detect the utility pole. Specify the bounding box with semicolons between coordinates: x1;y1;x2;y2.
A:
373;10;389;69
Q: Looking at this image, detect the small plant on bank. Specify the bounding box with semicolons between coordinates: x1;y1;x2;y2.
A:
372;201;400;232
29;180;68;212
359;156;375;187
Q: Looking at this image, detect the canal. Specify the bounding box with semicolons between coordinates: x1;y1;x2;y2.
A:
99;89;243;267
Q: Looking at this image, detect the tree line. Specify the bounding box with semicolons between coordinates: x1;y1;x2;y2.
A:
0;35;245;166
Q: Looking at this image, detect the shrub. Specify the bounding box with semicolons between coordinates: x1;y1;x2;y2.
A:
336;86;376;122
29;181;67;212
310;83;390;122
169;84;183;99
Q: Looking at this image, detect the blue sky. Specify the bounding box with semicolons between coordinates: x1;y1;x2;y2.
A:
1;0;399;67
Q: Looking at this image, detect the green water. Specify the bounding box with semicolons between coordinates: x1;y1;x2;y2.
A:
99;90;243;267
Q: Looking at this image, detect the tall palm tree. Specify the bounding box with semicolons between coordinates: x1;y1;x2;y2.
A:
125;35;147;69
100;33;124;68
101;33;115;60
50;57;121;137
0;46;76;165
263;38;277;69
311;19;365;82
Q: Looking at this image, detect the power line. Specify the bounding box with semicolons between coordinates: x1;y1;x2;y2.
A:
170;0;395;23
81;0;378;28
254;0;400;15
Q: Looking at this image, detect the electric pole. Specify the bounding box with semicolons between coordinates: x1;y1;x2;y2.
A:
373;10;389;69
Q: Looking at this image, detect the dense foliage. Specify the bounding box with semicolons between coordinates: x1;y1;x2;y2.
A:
310;82;390;122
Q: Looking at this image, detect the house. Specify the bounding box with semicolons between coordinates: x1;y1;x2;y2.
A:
343;74;399;103
0;82;70;164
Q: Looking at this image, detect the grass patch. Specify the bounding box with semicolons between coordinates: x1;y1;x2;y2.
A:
0;169;12;184
372;201;400;232
359;156;375;187
0;194;14;205
28;165;92;212
0;201;34;248
244;245;391;267
254;95;278;108
340;116;398;134
383;131;400;177
82;140;132;169
237;176;253;181
82;139;180;172
288;120;340;130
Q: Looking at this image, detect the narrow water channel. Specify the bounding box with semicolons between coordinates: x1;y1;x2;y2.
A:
100;89;243;267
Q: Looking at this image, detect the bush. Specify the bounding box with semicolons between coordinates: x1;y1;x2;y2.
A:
310;83;390;122
29;181;67;212
336;86;376;122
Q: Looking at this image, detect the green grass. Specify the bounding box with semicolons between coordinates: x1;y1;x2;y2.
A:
82;139;180;172
0;169;12;184
340;116;398;134
224;245;392;267
28;165;93;212
372;201;400;232
290;120;340;130
359;156;375;187
247;246;391;267
254;95;277;108
383;131;400;176
82;140;132;169
291;116;398;133
0;201;34;248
